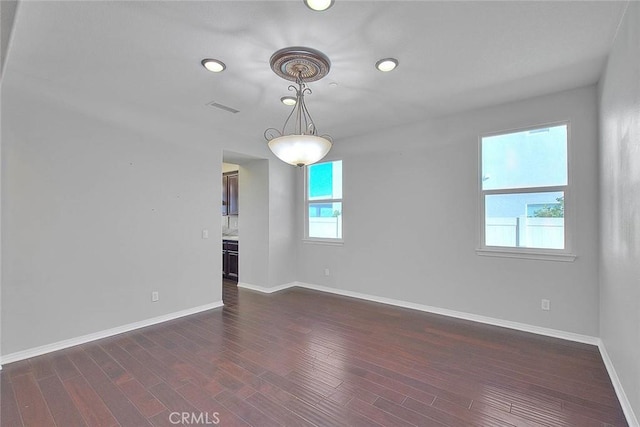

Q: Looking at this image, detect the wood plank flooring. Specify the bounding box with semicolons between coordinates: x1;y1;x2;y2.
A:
1;283;628;426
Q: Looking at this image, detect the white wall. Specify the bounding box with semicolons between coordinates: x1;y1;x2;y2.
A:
0;69;4;361
0;0;18;365
0;92;219;354
0;78;297;358
236;159;298;289
0;0;19;77
237;159;270;288
268;161;297;287
297;85;600;336
598;1;640;421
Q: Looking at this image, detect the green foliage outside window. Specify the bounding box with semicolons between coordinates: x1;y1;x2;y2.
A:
533;196;564;218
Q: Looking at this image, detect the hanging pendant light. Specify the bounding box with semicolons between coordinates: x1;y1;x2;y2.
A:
264;47;333;167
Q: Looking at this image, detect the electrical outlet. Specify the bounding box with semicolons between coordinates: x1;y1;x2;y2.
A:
324;268;330;276
152;291;159;302
541;299;550;311
202;229;209;239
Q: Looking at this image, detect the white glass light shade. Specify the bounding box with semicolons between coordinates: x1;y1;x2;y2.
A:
268;134;332;167
304;0;334;12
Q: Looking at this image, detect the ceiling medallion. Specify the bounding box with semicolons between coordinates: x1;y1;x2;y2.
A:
269;46;331;82
264;47;333;167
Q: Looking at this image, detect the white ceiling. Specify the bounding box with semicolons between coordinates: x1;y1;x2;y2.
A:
4;1;628;144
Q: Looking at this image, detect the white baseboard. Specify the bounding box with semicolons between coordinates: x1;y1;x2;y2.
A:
598;341;639;427
289;281;599;345
0;301;223;367
237;281;296;294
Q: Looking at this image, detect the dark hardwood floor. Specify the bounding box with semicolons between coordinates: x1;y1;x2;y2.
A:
222;279;239;307
1;284;628;426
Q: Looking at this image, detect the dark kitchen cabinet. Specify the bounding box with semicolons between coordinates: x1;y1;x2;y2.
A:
223;240;239;281
222;172;239;216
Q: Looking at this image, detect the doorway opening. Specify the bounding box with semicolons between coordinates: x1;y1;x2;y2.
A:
222;162;239;305
221;151;270;306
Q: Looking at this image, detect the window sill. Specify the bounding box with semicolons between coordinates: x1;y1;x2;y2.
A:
476;247;576;262
303;238;344;246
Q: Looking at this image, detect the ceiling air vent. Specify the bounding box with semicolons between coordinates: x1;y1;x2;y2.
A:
206;101;240;114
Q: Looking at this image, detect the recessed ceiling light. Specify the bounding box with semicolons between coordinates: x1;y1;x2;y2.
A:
303;0;334;12
201;58;226;73
281;96;297;106
375;58;398;72
328;81;339;88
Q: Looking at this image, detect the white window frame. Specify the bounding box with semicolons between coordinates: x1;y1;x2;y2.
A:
304;160;343;245
476;121;576;262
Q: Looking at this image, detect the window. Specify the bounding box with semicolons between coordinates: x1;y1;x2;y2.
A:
479;124;572;258
306;160;342;240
